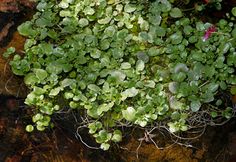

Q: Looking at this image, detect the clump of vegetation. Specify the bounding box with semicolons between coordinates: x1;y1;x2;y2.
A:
4;0;236;150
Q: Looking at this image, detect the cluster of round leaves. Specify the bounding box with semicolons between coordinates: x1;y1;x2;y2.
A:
4;0;236;150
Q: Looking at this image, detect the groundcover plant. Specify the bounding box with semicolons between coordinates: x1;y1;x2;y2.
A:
4;0;236;150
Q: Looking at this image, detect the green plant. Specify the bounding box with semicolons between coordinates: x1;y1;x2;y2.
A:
5;0;236;150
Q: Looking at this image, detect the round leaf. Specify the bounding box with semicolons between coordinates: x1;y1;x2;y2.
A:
170;8;183;18
232;7;236;17
122;107;136;121
26;125;34;132
190;100;201;112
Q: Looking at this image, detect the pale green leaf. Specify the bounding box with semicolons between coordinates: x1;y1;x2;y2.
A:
190;100;201;112
122;107;136;121
100;143;110;150
121;87;139;100
78;18;89;28
34;69;48;81
136;60;145;71
88;84;101;92
24;73;39;85
111;130;122;142
49;87;62;96
121;62;131;69
170;8;183;18
98;17;111;24
124;4;136;13
232;7;236;17
97;102;114;115
26;125;34;132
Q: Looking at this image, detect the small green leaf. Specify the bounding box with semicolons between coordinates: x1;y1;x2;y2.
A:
64;92;74;99
172;72;186;82
124;4;136;13
156;26;166;37
24;73;39;85
18;21;37;37
58;1;69;8
232;7;236;17
139;32;149;41
111;48;123;59
36;2;47;11
34;69;48;81
3;47;15;58
174;63;188;73
88;122;102;134
88;84;101;92
104;26;116;37
137;52;149;63
98;17;111;24
180;125;188;131
220;81;227;90
100;143;110;150
78;18;89;28
211;111;218;118
96;130;112;143
136;60;145;71
121;62;131;69
25;92;37;105
170;32;183;44
33;86;46;95
222;107;233;119
136;120;147;127
168;82;179;94
49;87;62;96
230;86;236;95
208;83;219;93
110;70;126;82
32;113;43;122
183;25;193;35
168;122;178;133
59;10;72;17
170;8;182;18
122;107;136;121
201;92;214;103
97;102;114;115
90;49;101;59
36;125;45;131
69;101;78;109
190;100;201;112
112;130;122;142
121;87;139;100
232;28;236;38
216;99;222;106
143;80;155;88
171;112;181;120
138;16;149;31
148;47;161;56
26;125;34;132
100;39;110;50
60;78;75;87
84;6;95;15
